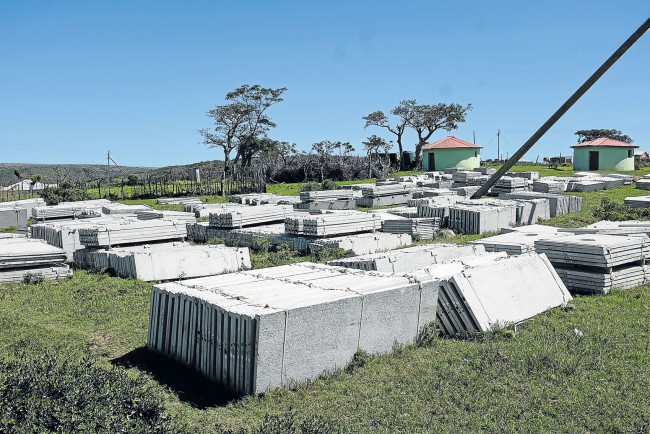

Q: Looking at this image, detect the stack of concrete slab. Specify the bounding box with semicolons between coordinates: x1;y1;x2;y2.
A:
0;207;28;233
567;180;605;192
157;197;202;205
635;179;650;190
356;185;413;207
0;238;72;283
474;167;497;175
491;177;527;195
293;199;356;211
308;232;412;256
470;230;569;255
0;198;46;217
447;203;518;234
507;171;540;181
186;203;246;218
102;203;153;215
623;196;650;208
286;212;380;237
147;262;439;394
500;192;582;217
32;199;111;220
185;222;232;243
415;196;461;226
382;218;440;239
78;219;187;248
534;234;650;294
436;253;572;337
451;171;483;186
86;243;251;281
452;186;481;197
533;180;566;193
222;223;312;252
328;243;486;273
385;207;419;218
136;210;197;224
209;205;293;228
229;193;301;205
299;190;356;202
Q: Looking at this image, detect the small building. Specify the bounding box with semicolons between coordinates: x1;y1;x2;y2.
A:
634;151;649;162
571;138;638;171
422;136;481;171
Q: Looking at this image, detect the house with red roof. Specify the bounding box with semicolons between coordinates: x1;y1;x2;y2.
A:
421;136;482;171
571;137;638;171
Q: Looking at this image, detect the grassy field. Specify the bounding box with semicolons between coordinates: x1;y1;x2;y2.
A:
0;271;647;432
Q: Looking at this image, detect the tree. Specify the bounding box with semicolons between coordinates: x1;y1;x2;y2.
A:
363;100;415;170
575;129;633;144
408;102;472;167
29;173;42;193
363;135;392;178
311;140;349;181
199;84;287;190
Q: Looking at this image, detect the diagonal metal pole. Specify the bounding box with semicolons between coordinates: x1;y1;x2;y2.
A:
471;17;650;199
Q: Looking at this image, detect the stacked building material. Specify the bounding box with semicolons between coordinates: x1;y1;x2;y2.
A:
209;205;293;228
136;210;197;224
0;238;72;283
385;207;419;218
0;207;28;232
156;197;202;205
328;243;486;273
229;193;301;205
32;200;109;220
452;186;481;197
416;196;461;226
624;196;650;208
491;177;528;194
0;198;46;216
567;180;605;192
506;171;540;181
186;203;246;218
299;189;356;203
500;192;582;217
470;230;569;255
87;243;251;281
185;222;231;243
286;212;380;237
447;203;518;234
382;218;440;239
533;180;566;193
474;167;497;175
102;203;153;215
356;184;413;207
451;171;483;185
293;199;356;211
534;234;650;294
147;262;439;394
78;219;187;248
308;232;412;256
436;253;571;338
635;179;650;190
222;223;312;252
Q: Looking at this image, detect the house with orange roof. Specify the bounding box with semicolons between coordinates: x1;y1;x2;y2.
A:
571;138;638;171
421;136;481;171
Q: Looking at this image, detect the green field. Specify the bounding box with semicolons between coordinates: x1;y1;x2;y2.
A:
2;178;650;432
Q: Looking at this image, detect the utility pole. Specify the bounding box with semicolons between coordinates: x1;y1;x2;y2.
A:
473;131;476;144
107;150;111;199
497;129;500;162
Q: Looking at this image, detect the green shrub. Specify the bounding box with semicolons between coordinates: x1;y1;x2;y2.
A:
300;182;322;192
0;352;174;433
593;198;650;221
219;408;348;434
21;272;45;285
320;179;337;191
40;183;91;205
207;236;225;245
344;349;371;374
252;237;271;253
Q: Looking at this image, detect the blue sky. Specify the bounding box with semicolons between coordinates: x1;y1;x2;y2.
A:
1;1;648;167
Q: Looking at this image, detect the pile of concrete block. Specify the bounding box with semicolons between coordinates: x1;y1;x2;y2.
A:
82;243;251;281
535;234;650;294
0;207;28;233
308;232;412;256
229;193;301;205
0;198;46;216
209;205;293;228
356;184;413;207
436;253;571;337
329;243;486;273
299;190;356;202
185;222;233;243
566;179;605;192
452;186;481;197
470;229;569;255
222;223;312;252
78;219;187;248
185;203;245;218
636;179;650;190
102;203;153;215
147;262;439;394
623;196;650;208
533;179;566;193
500;192;582;217
285;212;380;237
32;199;111;221
136;210;197;224
490;177;528;195
507;171;540;181
293;199;356;211
0;238;72;283
157;197;202;205
447;203;518;234
382;217;440;239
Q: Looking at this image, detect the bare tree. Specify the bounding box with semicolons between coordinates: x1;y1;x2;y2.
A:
363;135;392;178
363;100;415;170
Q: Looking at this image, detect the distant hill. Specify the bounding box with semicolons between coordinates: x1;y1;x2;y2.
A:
146;160;225;180
0;163;155;186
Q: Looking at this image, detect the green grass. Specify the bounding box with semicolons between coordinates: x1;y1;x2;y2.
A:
0;272;647;432
0;226;17;234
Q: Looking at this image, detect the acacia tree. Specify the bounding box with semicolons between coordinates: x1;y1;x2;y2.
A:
311;140;349;181
199;84;287;190
363;135;392;178
575;129;633;143
408;102;472;167
363;100;415;170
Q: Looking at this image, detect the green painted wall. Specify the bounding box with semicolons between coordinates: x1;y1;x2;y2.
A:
573;146;635;171
422;148;481;171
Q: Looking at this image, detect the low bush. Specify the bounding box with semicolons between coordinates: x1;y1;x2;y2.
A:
0;352;174;433
593;198;650;221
